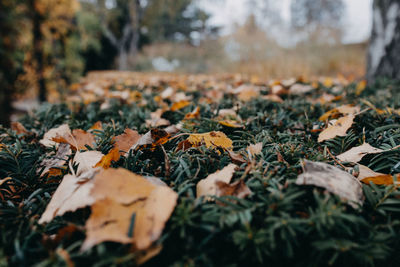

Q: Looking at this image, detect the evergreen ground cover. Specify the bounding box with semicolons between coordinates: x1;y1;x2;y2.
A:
1;73;400;266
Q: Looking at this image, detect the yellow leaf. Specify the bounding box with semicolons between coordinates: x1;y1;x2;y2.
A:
218;120;243;128
318;115;354;142
178;131;233;151
356;80;367;95
170;100;190;111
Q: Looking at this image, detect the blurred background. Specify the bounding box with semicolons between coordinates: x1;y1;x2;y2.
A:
0;0;373;123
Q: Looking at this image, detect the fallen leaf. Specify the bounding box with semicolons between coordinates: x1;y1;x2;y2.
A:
39;175;95;224
90;168;156;205
218;120;244;128
0;177;12;187
53;129;96;151
73;151;103;177
178;131;233;152
337;143;383;163
146;109;170;127
132;186;178;250
247;143;262;157
319;104;360;121
197;163;237;197
11;122;29;135
184;106;200;120
81;198;139;250
215;180;252;199
227;150;247;165
236;86;259;101
289;84;314;95
89;121;103;131
262;94;284;103
356;164;385;180
95;148;120;169
40;124;71;147
113;128;141;155
170;100;190;111
318;115;354;142
296;160;364;208
40;143;72;177
361;174;398;185
356;80;367;95
134;129;171;151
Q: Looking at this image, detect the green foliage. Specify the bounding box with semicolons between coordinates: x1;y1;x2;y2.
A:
1;79;400;266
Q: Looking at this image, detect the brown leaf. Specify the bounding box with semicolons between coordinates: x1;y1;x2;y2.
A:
319;104;360;121
113;128;141;155
296;160;364;208
132;186;178;250
227;150;247;165
196;163;237;197
11;122;29;135
90;168;156;205
40;143;71;177
134;129;171;151
53;129;96;151
262;94;284;103
215;180;252;199
337;143;383;163
40;124;71;147
89;121;103;131
318;115;354;143
81;198;139;250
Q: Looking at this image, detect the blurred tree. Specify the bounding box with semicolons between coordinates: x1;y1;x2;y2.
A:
367;0;400;83
290;0;345;44
0;0;24;126
83;0;212;70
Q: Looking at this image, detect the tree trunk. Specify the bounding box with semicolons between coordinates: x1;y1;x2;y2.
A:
30;0;47;102
367;0;400;83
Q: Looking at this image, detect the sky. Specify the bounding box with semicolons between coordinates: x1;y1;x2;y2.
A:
199;0;373;44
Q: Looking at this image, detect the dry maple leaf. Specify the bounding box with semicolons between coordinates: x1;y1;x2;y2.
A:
81;169;177;252
40;143;71;177
296;160;364;208
53;129;96;151
90;168;156;204
247;143;262;157
39;174;95;224
73;151;104;177
318;115;354;143
113;128;141;155
319;104;360;121
132;186;178;250
197;163;237;197
215;180;252;199
40;124;71;147
11;122;29;135
337;143;383;163
134;129;171;151
178;131;233;152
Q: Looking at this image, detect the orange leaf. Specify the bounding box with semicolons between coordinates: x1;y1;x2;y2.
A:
361;174;396;185
170;100;190;111
113;129;141;155
184;106;200;120
95;148;120;169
